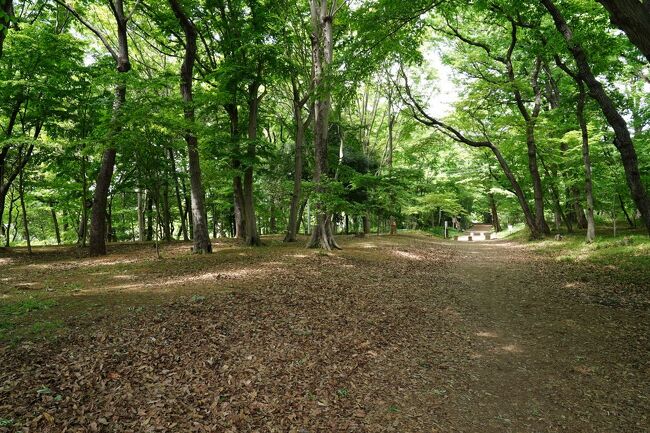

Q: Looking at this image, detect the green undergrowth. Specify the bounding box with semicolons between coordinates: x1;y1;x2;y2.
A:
510;225;650;273
0;298;64;345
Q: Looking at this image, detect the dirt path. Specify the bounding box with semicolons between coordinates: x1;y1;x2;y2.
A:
440;240;650;433
1;235;648;432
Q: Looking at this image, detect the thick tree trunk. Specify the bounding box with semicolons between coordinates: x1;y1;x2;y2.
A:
170;0;211;253
0;0;13;58
571;186;588;229
85;0;131;256
597;0;650;63
542;0;650;235
307;0;339;250
89;145;118;255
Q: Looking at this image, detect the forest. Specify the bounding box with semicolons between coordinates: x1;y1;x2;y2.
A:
1;0;649;432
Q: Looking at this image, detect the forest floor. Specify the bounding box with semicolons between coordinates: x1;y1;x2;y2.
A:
1;233;649;432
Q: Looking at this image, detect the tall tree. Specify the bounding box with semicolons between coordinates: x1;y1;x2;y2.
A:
55;0;137;255
168;0;211;253
307;0;343;250
541;0;650;235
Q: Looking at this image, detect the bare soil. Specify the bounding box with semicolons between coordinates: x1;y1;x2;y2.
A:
1;234;648;432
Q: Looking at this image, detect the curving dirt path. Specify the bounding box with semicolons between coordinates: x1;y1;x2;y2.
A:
1;235;648;432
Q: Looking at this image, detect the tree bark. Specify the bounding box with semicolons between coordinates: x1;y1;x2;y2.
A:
243;82;261;246
542;0;650;235
84;0;131;256
169;0;211;253
307;0;340;250
597;0;650;63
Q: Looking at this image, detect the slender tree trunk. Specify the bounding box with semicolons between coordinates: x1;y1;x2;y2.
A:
284;80;310;243
169;0;211;253
146;194;153;241
50;203;61;245
162;182;172;241
489;193;501;232
542;0;650;235
137;188;145;241
577;82;596;242
243;82;261;246
168;148;188;241
526;122;551;234
18;170;31;254
489;145;541;238
4;188;15;247
619;194;635;228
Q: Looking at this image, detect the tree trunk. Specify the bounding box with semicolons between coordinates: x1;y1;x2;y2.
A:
137;188;145;241
86;74;123;255
489;193;501;232
542;0;650;235
169;0;211;253
577;82;596;242
571;187;588;229
18;170;31;254
619;194;635;228
243;82;261;246
284;79;310;243
489;145;541;239
85;0;131;256
597;0;650;63
146;194;153;241
4;188;15;247
162;182;172;242
50;203;61;245
168;148;188;241
0;0;13;59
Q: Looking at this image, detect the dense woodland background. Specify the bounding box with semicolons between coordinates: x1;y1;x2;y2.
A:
1;0;649;255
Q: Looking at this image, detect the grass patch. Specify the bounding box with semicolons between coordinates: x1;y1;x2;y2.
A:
0;298;57;317
527;229;650;272
0;298;62;344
